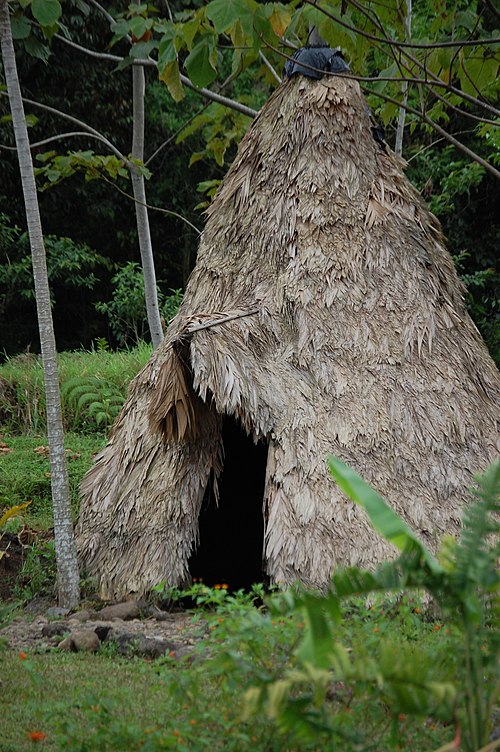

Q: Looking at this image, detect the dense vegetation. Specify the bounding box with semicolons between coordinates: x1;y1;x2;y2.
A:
0;0;498;360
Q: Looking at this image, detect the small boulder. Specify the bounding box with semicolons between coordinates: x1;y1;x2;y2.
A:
41;622;69;638
97;601;142;621
46;606;70;619
105;628;177;659
70;609;93;622
58;630;100;652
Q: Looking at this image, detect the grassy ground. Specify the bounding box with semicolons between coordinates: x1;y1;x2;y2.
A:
0;433;104;529
1;598;454;752
0;344;151;434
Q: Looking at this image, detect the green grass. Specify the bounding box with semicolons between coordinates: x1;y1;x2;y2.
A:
0;343;151;434
0;433;104;529
0;596;454;752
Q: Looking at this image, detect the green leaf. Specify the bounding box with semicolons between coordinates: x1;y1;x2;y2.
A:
22;34;50;62
31;0;62;26
297;592;336;668
130;40;157;59
205;0;256;35
10;15;32;40
128;16;153;40
157;24;179;68
328;456;442;574
184;36;218;88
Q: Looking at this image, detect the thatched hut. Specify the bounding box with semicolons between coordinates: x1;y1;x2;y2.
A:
76;64;500;599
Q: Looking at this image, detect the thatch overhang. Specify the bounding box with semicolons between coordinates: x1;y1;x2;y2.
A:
76;74;500;599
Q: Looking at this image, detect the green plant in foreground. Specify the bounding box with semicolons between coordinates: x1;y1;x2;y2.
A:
245;459;499;752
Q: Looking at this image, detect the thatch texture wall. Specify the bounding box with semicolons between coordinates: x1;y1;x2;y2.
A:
77;75;500;599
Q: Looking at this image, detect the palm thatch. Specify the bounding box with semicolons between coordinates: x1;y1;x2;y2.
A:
76;73;500;599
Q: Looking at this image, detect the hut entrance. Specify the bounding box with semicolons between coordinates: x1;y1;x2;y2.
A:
189;416;268;590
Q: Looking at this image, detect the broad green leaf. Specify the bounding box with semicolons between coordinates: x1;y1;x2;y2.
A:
297;593;335;668
159;59;184;101
22;33;50;62
206;0;256;36
130;40;157;59
157;24;179;68
328;456;442;574
10;15;32;40
185;37;217;89
181;16;202;50
31;0;62;26
128;16;153;41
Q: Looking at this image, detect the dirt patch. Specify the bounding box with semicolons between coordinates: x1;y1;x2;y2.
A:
0;532;26;600
0;537;206;658
0;606;205;656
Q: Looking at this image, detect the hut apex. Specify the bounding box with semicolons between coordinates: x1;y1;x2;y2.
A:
76;55;500;599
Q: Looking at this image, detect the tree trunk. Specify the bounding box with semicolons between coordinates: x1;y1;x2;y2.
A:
131;64;164;348
0;0;80;608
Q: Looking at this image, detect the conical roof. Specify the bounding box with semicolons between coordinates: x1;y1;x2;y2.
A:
77;74;500;599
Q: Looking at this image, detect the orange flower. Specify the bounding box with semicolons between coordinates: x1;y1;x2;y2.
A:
373;627;380;633
221;584;228;589
26;731;47;742
19;651;28;660
398;714;406;722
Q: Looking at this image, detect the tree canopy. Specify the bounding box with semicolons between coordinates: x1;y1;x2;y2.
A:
0;0;498;360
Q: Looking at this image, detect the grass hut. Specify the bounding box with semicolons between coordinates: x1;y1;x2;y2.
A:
76;68;500;599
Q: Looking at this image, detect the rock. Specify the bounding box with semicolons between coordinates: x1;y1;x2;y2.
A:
104;627;178;659
69;609;93;622
72;630;100;652
58;630;100;652
46;606;70;619
58;635;74;651
96;601;142;621
24;597;55;615
41;622;69;638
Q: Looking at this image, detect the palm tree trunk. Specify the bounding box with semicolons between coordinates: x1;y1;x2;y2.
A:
0;0;80;608
131;64;164;348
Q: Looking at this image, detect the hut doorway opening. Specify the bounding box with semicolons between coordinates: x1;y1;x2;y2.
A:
189;416;268;590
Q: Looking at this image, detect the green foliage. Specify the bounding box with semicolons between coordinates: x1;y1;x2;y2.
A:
245;458;499;752
0;345;151;433
95;261;183;346
34;150;132;189
13;539;57;602
0;212;110;303
61;376;125;429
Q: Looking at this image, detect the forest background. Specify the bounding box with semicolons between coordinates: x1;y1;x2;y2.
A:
0;0;499;363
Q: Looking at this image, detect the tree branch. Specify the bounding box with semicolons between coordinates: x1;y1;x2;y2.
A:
0;130;122;151
100;174;201;235
53;33;258;119
0;90;130;163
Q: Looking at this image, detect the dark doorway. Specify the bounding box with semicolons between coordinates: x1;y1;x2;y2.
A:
189;416;268;590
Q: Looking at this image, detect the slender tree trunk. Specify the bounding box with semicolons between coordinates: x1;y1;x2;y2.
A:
0;0;80;608
131;64;163;348
395;0;412;157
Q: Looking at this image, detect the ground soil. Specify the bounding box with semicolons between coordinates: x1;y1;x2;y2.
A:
0;532;203;655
